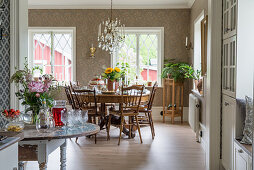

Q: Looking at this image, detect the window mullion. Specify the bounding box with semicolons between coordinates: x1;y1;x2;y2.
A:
136;34;140;78
51;32;55;77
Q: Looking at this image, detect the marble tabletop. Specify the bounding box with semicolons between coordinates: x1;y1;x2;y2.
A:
22;123;100;141
0;132;24;151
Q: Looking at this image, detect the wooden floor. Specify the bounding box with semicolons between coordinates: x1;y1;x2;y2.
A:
25;122;205;170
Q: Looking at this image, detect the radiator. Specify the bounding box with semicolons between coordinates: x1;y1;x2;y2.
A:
188;93;200;141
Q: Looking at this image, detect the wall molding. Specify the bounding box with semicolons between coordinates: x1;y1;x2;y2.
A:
10;0;19;109
206;0;222;169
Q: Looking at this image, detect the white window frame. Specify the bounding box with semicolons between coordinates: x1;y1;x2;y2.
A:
28;27;76;82
193;11;204;92
112;27;164;86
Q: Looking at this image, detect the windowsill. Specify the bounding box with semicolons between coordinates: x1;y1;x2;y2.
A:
192;89;204;98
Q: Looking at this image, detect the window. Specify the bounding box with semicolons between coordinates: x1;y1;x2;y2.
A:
28;28;76;83
113;28;164;86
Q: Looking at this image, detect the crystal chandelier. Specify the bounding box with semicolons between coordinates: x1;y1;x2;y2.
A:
98;0;125;54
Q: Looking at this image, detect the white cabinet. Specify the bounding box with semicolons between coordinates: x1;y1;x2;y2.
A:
0;143;18;170
223;0;237;39
222;36;237;98
234;141;252;170
222;95;236;170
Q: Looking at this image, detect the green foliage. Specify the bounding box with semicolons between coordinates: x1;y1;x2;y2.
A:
116;62;129;80
32;66;43;74
181;65;201;80
162;60;201;82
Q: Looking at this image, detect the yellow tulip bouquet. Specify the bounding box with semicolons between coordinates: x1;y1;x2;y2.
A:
101;67;121;81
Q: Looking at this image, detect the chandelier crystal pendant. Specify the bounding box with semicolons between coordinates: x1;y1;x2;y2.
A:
98;0;125;54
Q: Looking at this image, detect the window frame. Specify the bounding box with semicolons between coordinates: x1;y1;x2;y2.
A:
28;27;76;82
112;27;164;86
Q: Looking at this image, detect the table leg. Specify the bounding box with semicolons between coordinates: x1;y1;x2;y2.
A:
38;143;48;170
18;161;24;170
60;139;67;170
39;162;47;170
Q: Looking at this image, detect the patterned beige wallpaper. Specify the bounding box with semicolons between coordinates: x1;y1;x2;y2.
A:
29;9;191;106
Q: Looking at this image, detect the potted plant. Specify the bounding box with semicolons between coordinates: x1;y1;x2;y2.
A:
181;65;202;93
101;67;121;91
161;61;191;82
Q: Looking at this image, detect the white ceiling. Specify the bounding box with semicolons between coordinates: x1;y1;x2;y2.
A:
28;0;195;9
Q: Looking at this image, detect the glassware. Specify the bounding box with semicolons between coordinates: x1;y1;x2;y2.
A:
36;100;50;133
52;100;67;126
6;122;24;132
80;110;88;125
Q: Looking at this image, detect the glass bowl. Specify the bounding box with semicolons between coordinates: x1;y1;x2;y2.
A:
5;122;24;132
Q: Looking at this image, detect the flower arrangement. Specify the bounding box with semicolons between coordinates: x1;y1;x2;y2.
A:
101;67;121;81
10;58;58;123
2;109;20;120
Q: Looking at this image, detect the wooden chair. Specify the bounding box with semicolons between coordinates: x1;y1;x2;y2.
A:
72;89;102;124
64;86;77;109
70;81;80;90
72;89;102;144
163;79;184;124
107;85;144;145
137;82;158;139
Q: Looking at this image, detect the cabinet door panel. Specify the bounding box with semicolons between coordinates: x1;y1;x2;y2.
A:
223;0;237;39
222;36;237;97
222;95;236;170
234;143;248;170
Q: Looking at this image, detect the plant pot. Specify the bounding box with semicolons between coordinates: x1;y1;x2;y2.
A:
107;80;119;91
194;80;199;90
197;79;203;93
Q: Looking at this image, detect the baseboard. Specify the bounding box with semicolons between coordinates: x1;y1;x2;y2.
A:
152;106;189;122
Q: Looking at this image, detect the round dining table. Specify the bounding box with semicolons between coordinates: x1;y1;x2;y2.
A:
74;89;151;104
18;123;99;170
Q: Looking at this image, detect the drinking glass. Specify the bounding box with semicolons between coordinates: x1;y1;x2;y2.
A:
52;100;66;126
80;110;88;125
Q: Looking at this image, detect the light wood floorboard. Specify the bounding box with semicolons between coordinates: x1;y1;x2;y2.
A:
25;122;205;170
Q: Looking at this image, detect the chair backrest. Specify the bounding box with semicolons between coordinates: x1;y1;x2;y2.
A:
147;82;158;110
64;86;76;109
120;85;145;113
70;81;80;90
72;89;98;115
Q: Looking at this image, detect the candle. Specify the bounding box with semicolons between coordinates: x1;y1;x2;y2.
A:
98;23;101;37
185;36;188;47
92;44;94;48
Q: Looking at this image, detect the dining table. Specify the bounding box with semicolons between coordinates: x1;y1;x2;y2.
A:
73;89;151;137
18;123;99;170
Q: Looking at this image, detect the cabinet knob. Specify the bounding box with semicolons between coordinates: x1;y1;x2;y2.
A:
238;149;243;153
224;102;230;106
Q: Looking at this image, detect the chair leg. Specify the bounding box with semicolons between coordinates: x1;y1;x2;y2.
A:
118;116;124;145
148;113;154;139
150;112;155;137
94;134;97;144
107;114;112;141
135;115;143;144
75;137;78;142
88;115;92;123
128;116;131;139
181;111;183;123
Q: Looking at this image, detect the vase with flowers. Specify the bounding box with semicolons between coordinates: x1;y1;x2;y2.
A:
10;58;58;124
101;67;121;91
